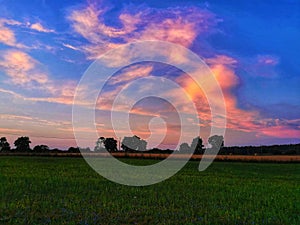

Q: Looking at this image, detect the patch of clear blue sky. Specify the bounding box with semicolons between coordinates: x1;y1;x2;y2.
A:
198;0;299;118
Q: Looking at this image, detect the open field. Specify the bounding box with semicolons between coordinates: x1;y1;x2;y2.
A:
1;152;300;163
0;157;299;224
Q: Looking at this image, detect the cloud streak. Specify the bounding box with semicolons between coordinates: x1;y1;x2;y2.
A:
0;50;48;85
67;3;219;58
29;22;55;33
0;18;26;48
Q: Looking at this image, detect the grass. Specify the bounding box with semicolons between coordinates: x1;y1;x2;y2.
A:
0;157;299;224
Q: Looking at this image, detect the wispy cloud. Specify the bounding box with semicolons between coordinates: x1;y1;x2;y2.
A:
0;50;48;85
67;3;219;59
62;43;80;51
0;49;80;106
206;55;237;66
108;64;153;85
257;55;279;66
0;23;17;46
28;22;55;33
242;54;280;78
0;17;57;51
0;88;24;99
0;18;26;48
205;55;300;139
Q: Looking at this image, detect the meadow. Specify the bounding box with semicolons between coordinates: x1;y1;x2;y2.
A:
0;156;299;224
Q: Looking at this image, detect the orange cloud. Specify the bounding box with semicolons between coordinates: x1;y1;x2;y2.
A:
173;54;300;140
207;57;259;129
207;55;300;139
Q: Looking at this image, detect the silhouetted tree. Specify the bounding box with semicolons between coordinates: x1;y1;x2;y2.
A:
104;138;118;152
14;136;31;151
95;137;106;151
179;143;191;152
121;135;147;152
68;147;80;153
138;139;147;151
208;135;224;150
0;137;10;151
80;147;91;152
51;148;61;153
33;145;49;153
191;137;205;154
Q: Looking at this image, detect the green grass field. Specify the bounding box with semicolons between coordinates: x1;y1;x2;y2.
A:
0;157;299;224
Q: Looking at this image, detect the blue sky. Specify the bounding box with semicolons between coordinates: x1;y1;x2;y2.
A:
0;0;299;149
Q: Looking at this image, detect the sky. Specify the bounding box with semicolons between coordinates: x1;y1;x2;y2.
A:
0;0;299;149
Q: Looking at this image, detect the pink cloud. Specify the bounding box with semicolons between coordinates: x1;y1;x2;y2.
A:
0;53;79;106
242;54;280;78
108;64;153;85
0;18;27;48
0;19;26;48
0;50;48;85
67;3;219;58
0;18;56;49
173;54;300;140
206;55;237;66
254;118;300;138
0;127;27;135
138;18;197;47
25;81;79;105
63;43;80;51
0;18;22;26
0;76;83;108
257;55;279;66
0;23;17;46
29;22;55;33
0;88;24;99
260;126;300;139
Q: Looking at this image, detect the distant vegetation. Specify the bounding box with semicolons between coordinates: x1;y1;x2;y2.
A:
0;135;299;155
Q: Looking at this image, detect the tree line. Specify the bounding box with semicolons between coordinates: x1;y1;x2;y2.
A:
0;135;299;155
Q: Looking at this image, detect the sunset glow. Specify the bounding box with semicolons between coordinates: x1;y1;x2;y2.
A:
0;0;299;149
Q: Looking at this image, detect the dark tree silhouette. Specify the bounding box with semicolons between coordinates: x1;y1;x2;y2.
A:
68;147;80;153
95;137;106;151
0;137;10;151
80;147;91;153
191;137;204;154
104;138;118;152
208;135;224;150
14;136;31;151
33;145;50;153
138;139;147;151
179;142;191;152
121;135;147;152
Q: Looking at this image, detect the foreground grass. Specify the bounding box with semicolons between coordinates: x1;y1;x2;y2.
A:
0;157;299;224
